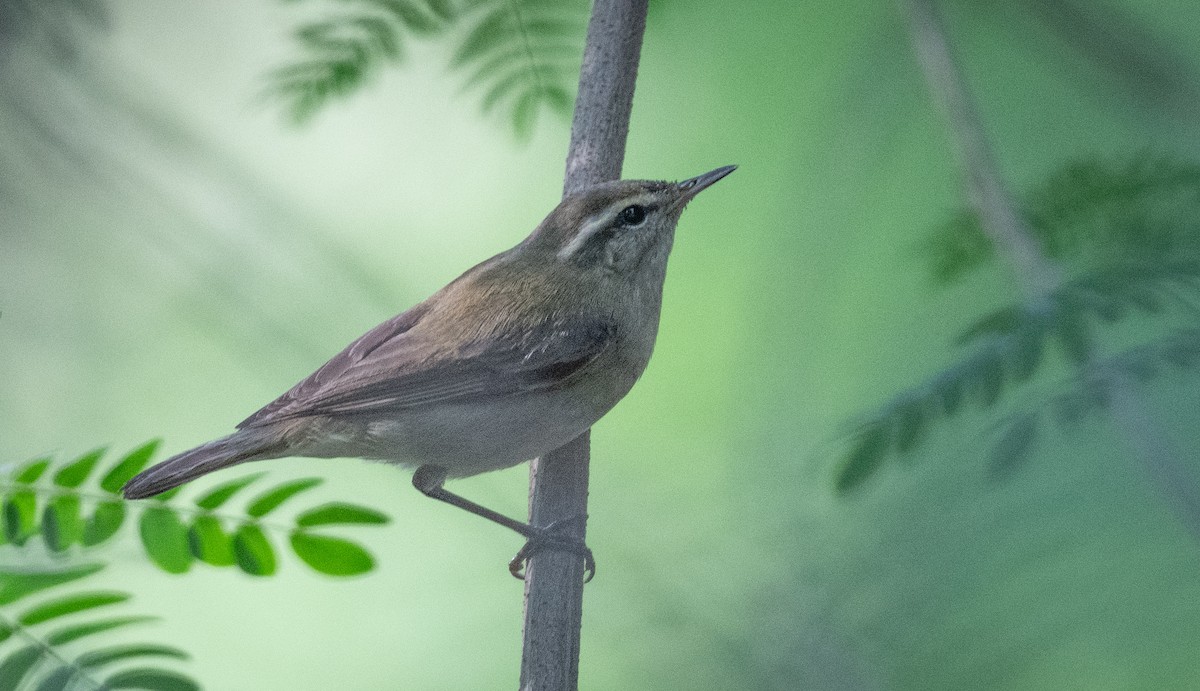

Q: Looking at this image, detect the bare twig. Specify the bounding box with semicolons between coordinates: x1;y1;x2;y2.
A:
520;1;648;689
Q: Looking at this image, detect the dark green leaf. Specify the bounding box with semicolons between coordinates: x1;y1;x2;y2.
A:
139;507;193;574
82;500;126;547
935;372;965;416
893;398;927;455
0;646;44;690
14;458;51;483
835;422;891;494
101;668;200;691
154;487;183;502
43;494;84;552
246;478;322;518
296;503;388;528
193;473;265;510
53;448;104;488
974;353;1006;407
3;489;38;545
33;665;74;691
0;622;12;644
19;591;129;626
1008;327;1045;382
232;523;276;576
0;564;104;606
188;514;234;566
77;644;188;669
46;616;158;646
100;441;160;494
988;413;1040;479
290;531;376;576
1055;300;1092;364
367;0;440;35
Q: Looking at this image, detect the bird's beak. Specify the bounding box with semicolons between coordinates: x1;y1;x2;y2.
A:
673;165;737;209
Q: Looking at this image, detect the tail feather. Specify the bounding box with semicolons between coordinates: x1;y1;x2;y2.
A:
122;432;283;499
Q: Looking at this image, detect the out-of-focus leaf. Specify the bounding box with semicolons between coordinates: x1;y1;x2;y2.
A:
14;458;51;483
0;564;104;606
19;592;129;626
187;514;234;566
290;531;376;576
43;494;84;552
46;616;158;646
193;473;265;511
988;413;1040;479
232;523;276;576
974;353;1006;406
82;500;125;547
53;448;104;488
296;503;389;528
0;646;43;690
32;665;74;691
76;644;188;669
0;622;11;644
3;489;38;545
138;507;192;574
101;668;200;691
100;441;160;494
893;398;927;455
246;478;323;518
835;422;891;494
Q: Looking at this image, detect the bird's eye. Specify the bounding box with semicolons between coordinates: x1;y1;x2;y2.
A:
619;205;646;226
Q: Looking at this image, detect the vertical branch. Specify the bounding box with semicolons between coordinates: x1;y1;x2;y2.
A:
520;1;648;690
900;0;1200;539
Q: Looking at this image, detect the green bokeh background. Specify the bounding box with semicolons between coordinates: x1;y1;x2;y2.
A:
3;0;1200;688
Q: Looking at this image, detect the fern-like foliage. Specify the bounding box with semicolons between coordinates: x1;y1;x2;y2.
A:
0;563;197;691
1;441;390;577
925;155;1200;283
836;156;1200;493
266;0;588;136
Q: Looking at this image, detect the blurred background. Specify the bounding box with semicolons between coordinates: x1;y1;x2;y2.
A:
3;0;1200;688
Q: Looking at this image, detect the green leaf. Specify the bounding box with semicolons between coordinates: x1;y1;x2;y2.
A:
232;523;276;576
974;353;1005;407
14;458;51;483
33;665;74;691
0;646;44;690
53;448;105;488
1054;301;1092;364
46;616;158;646
0;622;12;644
193;473;265;510
19;591;129;626
138;507;193;574
187;514;234;566
246;478;322;518
101;668;200;691
290;531;376;576
0;564;104;606
988;413;1040;479
3;489;38;545
43;494;84;552
835;422;891;494
893;398;927;455
296;502;389;528
77;644;188;669
82;500;126;547
100;440;160;494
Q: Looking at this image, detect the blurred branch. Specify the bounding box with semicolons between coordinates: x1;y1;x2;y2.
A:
883;0;1200;539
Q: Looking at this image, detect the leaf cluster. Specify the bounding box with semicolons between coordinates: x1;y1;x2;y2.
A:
266;0;588;136
2;441;389;577
0;564;196;691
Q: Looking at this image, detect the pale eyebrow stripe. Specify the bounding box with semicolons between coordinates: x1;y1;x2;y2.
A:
557;194;658;260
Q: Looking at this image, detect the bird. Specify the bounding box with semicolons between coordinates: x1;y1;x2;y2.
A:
123;165;736;578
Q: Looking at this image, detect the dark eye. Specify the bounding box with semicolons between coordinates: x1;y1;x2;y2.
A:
619;205;646;226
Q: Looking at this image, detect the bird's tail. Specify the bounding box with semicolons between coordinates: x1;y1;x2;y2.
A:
122;431;285;499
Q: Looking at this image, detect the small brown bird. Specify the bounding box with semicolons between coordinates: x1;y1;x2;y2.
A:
123;166;735;577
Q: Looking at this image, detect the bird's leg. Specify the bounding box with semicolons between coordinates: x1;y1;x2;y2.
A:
411;464;595;582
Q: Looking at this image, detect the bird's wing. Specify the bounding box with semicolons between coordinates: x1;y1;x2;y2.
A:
237;303;432;427
239;310;615;425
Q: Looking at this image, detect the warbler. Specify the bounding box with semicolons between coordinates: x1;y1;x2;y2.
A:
123;165;735;577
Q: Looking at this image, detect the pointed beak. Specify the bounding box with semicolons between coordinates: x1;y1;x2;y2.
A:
673;165;737;209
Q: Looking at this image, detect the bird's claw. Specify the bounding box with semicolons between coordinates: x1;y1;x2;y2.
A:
509;515;595;583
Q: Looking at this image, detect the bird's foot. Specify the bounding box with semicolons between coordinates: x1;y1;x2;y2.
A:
508;515;595;583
